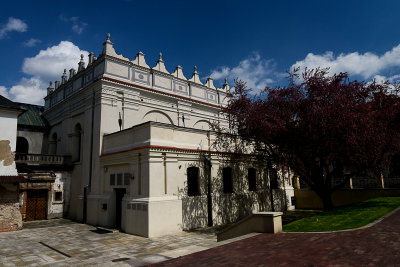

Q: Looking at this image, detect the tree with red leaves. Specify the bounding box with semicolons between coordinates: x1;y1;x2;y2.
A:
220;68;400;210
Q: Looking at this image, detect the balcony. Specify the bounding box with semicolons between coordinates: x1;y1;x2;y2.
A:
15;153;73;171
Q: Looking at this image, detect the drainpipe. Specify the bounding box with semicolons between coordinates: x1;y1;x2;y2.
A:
84;88;95;223
204;155;213;227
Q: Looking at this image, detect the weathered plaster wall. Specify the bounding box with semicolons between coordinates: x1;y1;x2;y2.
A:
0;110;19;176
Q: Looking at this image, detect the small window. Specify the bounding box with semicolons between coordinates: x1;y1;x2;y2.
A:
248;168;256;191
110;174;115;186
223;167;233;194
270;168;279;189
117;173;123;185
187;167;200;196
54;191;62;201
124;173;130;185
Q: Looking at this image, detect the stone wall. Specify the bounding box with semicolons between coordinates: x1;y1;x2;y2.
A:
0;184;22;232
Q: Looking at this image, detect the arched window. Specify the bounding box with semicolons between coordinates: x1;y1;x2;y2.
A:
248;168;256;191
187;167;200;196
222;167;233;194
72;124;82;162
49;132;58;154
16;137;29;154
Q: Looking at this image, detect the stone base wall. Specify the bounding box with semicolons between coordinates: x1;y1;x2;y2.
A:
0;203;22;232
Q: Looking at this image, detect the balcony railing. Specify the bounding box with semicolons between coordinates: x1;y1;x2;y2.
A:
15;153;72;165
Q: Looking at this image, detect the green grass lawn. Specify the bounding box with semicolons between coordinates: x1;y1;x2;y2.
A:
283;197;400;232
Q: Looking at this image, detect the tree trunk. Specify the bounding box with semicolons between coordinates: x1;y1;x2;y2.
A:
318;191;333;211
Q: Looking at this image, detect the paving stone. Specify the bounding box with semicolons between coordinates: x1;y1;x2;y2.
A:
0;219;218;266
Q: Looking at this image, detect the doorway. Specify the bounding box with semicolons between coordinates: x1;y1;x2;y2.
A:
115;188;126;229
26;190;47;221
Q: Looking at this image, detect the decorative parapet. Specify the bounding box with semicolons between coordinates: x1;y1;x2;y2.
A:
188;66;203;85
44;33;229;111
171;65;187;80
132;51;150;68
15;153;72;166
152;53;169;74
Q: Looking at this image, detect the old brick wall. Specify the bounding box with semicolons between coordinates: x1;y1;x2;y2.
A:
0;184;22;232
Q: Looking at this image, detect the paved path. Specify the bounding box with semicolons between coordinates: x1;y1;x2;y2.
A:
153;208;400;266
0;220;219;266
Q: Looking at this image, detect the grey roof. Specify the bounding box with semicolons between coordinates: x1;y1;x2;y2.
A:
0;95;22;111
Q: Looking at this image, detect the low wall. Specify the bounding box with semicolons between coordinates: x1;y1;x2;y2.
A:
217;212;282;242
295;189;400;210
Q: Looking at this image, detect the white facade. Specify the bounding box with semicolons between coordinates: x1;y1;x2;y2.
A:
42;34;294;237
0;107;21;176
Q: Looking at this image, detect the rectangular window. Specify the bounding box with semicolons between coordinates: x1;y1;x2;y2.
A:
110;174;115;186
124;173;130;186
187;167;200;196
54;191;62;201
248;168;257;191
223;167;233;194
117;173;123;185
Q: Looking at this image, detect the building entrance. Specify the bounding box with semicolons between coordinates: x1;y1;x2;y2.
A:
115;188;126;229
26;190;47;221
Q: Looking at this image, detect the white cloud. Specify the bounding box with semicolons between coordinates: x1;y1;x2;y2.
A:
22;41;89;83
0;86;9;98
0;17;27;39
7;77;46;104
210;52;277;93
23;38;41;47
1;41;89;105
59;15;87;35
292;44;400;79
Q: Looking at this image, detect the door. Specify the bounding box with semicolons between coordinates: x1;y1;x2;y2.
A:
26;190;48;221
115;188;126;229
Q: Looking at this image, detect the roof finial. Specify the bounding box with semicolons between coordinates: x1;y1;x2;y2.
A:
194;65;198;73
78;54;85;72
107;33;110;41
159;52;163;61
61;69;67;84
224;77;228;84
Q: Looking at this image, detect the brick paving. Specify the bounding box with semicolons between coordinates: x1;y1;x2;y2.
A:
153;208;400;267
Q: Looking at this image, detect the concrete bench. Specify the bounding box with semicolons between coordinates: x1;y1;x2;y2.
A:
217;212;283;242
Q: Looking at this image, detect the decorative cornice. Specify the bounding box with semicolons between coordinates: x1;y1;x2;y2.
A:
101;76;223;109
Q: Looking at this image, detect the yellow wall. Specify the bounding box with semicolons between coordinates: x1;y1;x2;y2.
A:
295;189;400;210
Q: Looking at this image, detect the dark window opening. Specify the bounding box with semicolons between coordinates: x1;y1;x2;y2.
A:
54;191;62;201
187;167;200;196
110;174;115;186
72;123;82;162
50;132;58;154
16;137;29;154
248;168;257;191
223;167;233;194
124;173;130;186
117;173;122;186
270;168;279;189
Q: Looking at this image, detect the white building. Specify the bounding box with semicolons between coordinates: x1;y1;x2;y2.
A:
0;96;24;232
42;34;294;237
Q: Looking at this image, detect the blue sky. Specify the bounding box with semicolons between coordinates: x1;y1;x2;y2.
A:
2;0;400;104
